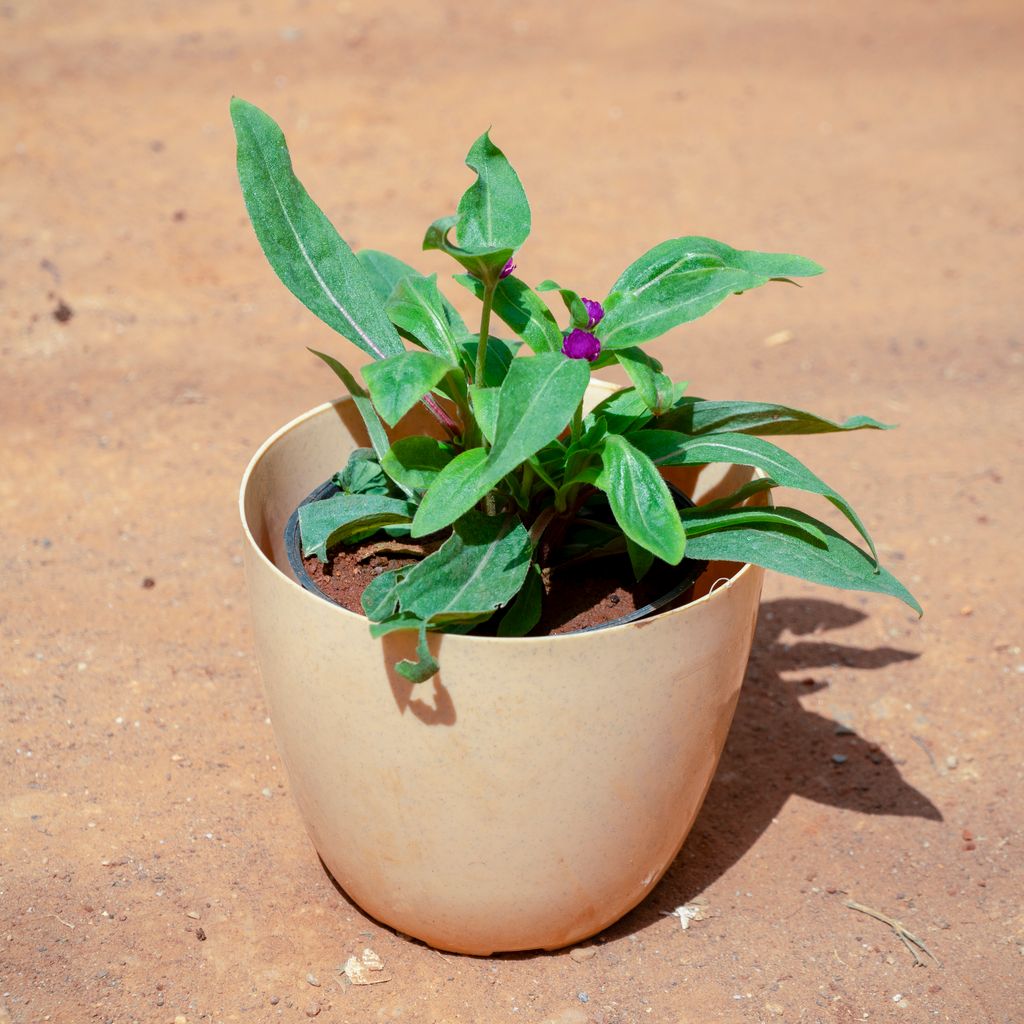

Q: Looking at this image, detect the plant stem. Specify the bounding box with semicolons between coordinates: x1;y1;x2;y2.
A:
570;400;584;443
475;280;497;385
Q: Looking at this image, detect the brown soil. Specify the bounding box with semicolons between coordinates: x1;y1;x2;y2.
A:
3;3;1022;1022
303;536;696;634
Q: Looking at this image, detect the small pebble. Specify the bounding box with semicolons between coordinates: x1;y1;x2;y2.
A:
195;926;206;941
262;788;273;798
306;973;320;987
142;577;156;589
305;1002;321;1018
832;754;848;764
946;755;958;769
269;995;280;1005
569;945;596;962
186;911;200;920
578;992;589;1003
962;828;973;841
834;723;855;736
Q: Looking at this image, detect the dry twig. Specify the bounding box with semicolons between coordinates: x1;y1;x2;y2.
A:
844;899;941;967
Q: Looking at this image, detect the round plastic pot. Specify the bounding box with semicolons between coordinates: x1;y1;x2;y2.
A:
239;381;765;955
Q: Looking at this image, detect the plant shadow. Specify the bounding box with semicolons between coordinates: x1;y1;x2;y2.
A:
599;595;939;943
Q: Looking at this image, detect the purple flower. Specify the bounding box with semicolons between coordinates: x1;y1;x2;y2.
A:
562;328;601;362
499;257;516;279
580;296;604;329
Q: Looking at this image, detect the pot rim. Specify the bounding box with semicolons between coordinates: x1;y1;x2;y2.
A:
239;397;764;644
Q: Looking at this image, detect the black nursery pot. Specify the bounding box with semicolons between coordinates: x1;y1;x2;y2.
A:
285;480;708;634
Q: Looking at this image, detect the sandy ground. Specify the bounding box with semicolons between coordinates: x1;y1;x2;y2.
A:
2;1;1023;1021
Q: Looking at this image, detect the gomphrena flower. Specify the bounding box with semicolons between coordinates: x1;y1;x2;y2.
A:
562;327;601;362
581;297;604;329
499;257;516;279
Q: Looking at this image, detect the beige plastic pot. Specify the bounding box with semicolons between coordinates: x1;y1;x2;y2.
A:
239;380;765;955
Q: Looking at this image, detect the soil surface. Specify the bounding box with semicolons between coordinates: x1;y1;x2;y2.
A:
2;2;1022;1022
303;536;698;635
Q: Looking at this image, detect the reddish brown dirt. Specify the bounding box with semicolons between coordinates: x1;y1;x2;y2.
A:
2;2;1022;1022
303;536;695;634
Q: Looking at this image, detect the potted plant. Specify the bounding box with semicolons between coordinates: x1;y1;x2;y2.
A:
232;97;919;954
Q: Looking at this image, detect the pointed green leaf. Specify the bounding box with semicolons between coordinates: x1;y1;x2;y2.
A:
456;131;531;253
458;334;520;386
333;448;391;496
584;383;687;435
658;397;894;436
626;536;655;581
497;562;543;637
361;568;402;620
697;477;779;513
456;274;563;354
596;434;687;564
308;349;392;464
362;350;457;427
298;494;414;561
469;385;500;443
599;236;821;348
680;504;829;543
682;507;921;615
357;249;467;331
385;273;465;363
600;266;763;349
423;215;514;281
231;98;403;361
536;279;589;328
626;429;878;561
381;436;456;493
615;347;676;414
395;621;441;683
412;354;589;535
397;511;532;621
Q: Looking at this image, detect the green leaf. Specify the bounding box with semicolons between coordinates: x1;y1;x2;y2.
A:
564;418;608;482
497;562;543;637
385;273;465;363
469;385;501;443
626;429;878;561
609;237;823;295
395;621;441;683
333;448;391;496
458;334;520;386
583;383;687;435
682;507;921;615
357;249;467;330
596;434;687;564
457;274;563;354
298;494;414;561
381;436;455;493
600;266;763;349
680;504;829;543
360;568;402;620
231;98;404;361
615;348;676;415
536;279;589;328
362;350;457;427
658;397;894;436
424;216;514;281
309;349;391;465
396;511;532;622
599;236;821;349
626;536;655;582
456;131;531;254
412;354;590;535
697;477;779;513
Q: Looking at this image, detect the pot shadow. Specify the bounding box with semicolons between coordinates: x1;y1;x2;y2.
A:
600;595;940;943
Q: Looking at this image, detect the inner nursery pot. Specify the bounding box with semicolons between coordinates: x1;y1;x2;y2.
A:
240;380;766;955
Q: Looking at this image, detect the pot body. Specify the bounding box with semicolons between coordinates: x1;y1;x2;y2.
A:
240;383;764;954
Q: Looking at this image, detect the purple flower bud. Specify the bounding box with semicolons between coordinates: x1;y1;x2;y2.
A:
580;296;604;329
499;257;516;279
562;328;601;363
